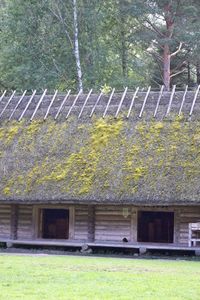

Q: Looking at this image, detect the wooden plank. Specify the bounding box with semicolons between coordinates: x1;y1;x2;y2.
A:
66;90;82;119
130;208;137;242
0;90;7;103
178;85;188;116
166;85;176;116
103;88;115;118
18;90;37;121
88;205;95;242
54;90;70;120
139;86;151;118
189;85;200;116
89;92;103;117
78;89;93;119
17;205;33;240
10;204;18;240
0;238;199;251
9;90;27;120
115;87;128;118
44;90;58;120
69;207;75;239
174;209;181;244
127;87;139;118
0;90;16;118
154;85;164;117
30;89;47;121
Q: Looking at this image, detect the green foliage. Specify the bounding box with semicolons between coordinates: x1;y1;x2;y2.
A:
0;1;200;91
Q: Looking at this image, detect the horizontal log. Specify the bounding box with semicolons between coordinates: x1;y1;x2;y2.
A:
75;222;88;226
95;231;130;237
96;219;130;224
95;225;130;230
96;216;130;221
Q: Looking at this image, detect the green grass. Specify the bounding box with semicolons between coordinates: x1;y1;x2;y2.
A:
0;255;200;300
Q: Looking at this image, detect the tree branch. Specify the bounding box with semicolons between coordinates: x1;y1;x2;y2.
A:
170;68;186;78
171;60;187;73
144;18;165;38
170;42;183;57
48;5;73;48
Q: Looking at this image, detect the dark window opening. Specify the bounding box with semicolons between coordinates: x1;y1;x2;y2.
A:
137;211;174;243
42;209;69;239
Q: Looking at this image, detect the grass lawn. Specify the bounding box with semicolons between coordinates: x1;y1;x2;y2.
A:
0;254;200;300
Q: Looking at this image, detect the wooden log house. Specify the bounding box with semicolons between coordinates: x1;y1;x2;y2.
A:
1;86;200;253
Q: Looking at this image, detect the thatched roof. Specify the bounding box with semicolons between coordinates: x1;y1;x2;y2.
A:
1;87;200;205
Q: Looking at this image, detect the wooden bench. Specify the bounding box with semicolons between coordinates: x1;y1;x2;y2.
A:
188;223;200;247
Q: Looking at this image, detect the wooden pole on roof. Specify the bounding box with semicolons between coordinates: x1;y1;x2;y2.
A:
166;85;176;116
44;90;58;120
18;90;37;121
30;89;47;121
66;90;82;119
78;89;93;119
103;88;115;118
189;85;200;116
139;86;151;118
127;87;139;118
0;90;7;103
178;85;188;116
9;90;27;121
0;90;16;119
115;87;128;118
89;92;103;118
54;90;71;120
154;85;164;118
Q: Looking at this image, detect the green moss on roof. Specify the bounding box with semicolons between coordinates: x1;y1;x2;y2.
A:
0;116;200;204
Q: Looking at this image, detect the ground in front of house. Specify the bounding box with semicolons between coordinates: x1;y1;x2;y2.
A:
0;254;199;300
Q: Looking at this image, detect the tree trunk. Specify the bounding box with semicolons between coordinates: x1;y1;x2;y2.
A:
119;1;128;80
196;62;200;85
73;0;83;92
163;3;174;91
163;44;171;91
187;62;191;86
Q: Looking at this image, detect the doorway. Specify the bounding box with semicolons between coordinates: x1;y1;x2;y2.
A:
42;209;69;239
137;211;174;243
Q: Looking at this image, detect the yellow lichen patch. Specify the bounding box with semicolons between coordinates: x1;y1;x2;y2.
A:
38;117;123;195
3;187;11;196
0;121;23;145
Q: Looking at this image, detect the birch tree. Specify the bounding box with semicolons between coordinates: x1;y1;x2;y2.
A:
49;0;83;92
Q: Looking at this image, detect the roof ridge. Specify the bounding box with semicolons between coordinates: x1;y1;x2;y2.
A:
0;86;200;122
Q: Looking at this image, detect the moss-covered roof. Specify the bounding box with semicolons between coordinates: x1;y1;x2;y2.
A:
1;112;200;205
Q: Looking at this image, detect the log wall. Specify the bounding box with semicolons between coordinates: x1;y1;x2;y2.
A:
74;205;88;240
0;204;11;238
17;205;33;240
179;207;200;244
95;206;131;242
0;204;200;245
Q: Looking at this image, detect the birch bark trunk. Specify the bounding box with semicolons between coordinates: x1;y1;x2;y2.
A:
73;0;83;92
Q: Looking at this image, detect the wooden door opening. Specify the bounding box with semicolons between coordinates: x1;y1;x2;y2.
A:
137;211;174;243
42;209;69;239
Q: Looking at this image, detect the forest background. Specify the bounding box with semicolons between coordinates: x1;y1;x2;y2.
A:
1;0;200;93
